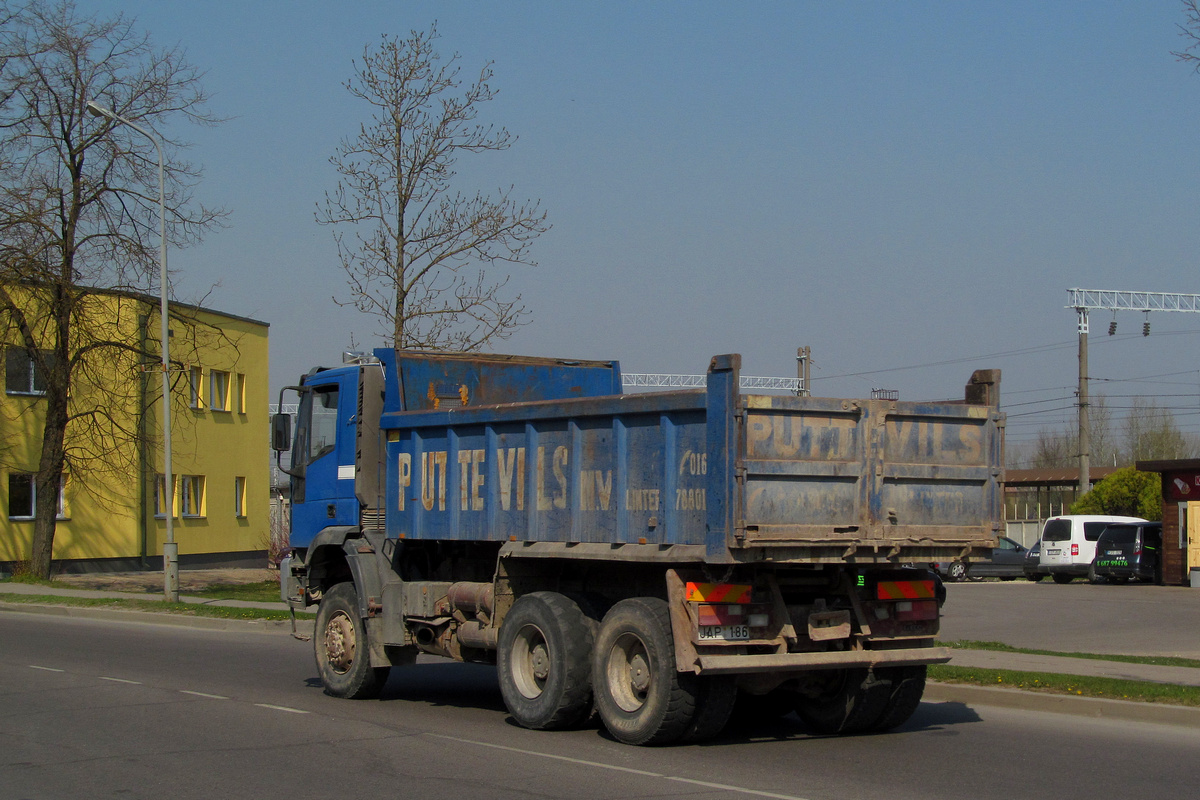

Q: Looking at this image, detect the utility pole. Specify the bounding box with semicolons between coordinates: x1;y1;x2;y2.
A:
1067;288;1200;496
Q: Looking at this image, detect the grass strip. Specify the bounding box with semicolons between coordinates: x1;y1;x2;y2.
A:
0;592;313;622
943;639;1200;670
188;581;282;603
929;664;1200;707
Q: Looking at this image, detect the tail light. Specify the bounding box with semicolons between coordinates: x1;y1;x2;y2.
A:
1071;543;1079;556
1134;546;1142;557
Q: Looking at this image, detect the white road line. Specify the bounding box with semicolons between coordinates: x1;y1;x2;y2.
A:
98;677;141;684
29;665;64;672
180;690;229;700
424;733;813;800
254;703;309;714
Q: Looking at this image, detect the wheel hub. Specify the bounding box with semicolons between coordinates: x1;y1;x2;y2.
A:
324;611;356;674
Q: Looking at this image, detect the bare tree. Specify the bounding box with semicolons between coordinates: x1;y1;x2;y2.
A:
317;24;549;351
1121;397;1196;462
1175;0;1200;69
0;1;223;577
1012;396;1116;470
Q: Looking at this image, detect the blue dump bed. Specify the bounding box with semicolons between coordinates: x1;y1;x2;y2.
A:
378;351;1003;564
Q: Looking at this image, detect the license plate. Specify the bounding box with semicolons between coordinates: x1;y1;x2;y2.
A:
1106;550;1121;556
698;624;750;641
1046;548;1060;555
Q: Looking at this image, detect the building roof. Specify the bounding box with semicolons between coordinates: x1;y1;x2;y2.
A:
1005;466;1120;486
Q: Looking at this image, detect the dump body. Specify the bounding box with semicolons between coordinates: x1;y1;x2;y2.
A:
378;351;1002;563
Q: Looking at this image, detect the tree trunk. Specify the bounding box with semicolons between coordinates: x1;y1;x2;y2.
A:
27;338;70;579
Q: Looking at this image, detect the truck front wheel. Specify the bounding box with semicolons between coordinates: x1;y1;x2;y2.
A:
497;592;595;730
314;582;390;699
592;597;699;746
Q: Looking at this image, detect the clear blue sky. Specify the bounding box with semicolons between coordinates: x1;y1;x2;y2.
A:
78;1;1200;458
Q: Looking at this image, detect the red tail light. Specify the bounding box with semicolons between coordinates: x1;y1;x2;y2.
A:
1071;543;1079;556
1134;546;1142;557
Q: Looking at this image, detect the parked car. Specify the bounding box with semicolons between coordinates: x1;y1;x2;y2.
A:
1038;515;1147;584
966;536;1029;580
1023;539;1047;581
1091;521;1163;584
931;536;1030;581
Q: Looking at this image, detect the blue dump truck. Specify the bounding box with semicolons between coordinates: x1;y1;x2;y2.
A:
273;350;1003;745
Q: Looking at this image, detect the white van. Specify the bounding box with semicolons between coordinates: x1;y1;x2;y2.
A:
1038;515;1147;584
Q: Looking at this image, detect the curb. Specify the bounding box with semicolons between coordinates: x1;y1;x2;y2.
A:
924;681;1200;728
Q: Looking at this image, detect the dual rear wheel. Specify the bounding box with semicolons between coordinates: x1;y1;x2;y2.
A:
497;594;735;745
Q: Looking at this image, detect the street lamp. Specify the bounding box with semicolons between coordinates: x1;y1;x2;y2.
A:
86;100;178;603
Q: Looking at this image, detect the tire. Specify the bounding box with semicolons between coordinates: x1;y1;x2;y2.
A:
497;592;595;730
1052;573;1074;585
314;582;390;699
682;676;737;742
592;597;698;746
1088;564;1108;585
734;685;798;721
871;665;927;732
793;668;891;735
947;562;967;582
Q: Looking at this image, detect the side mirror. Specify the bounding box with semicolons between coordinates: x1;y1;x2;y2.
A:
271;412;292;452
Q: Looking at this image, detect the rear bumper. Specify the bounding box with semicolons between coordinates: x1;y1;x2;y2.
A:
695;646;950;675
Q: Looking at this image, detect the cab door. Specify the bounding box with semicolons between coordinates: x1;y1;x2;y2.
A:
289;371;359;546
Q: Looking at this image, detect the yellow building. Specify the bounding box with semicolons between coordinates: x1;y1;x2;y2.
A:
0;287;269;572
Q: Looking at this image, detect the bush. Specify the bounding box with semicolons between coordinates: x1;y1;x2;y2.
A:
1070;467;1162;520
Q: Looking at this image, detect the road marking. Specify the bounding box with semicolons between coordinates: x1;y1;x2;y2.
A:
29;665;64;672
425;733;813;800
180;690;228;700
99;676;141;684
254;703;309;714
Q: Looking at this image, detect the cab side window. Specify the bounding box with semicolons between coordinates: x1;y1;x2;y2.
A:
309;386;339;463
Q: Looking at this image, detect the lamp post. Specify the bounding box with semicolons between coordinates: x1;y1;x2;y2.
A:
86;100;178;602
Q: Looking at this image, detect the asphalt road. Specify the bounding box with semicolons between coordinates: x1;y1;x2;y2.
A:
4;610;1200;800
938;579;1200;657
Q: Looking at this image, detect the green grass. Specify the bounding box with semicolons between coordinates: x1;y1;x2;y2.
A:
0;591;313;622
944;639;1200;670
929;664;1200;707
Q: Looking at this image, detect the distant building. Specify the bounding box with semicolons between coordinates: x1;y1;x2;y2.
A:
1003;466;1120;545
0;287;269;573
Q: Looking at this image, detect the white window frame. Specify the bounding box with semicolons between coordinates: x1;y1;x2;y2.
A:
210;370;230;412
189;366;204;409
236;372;247;414
8;472;66;520
6;347;51;396
180;475;205;518
234;475;247;518
154;474;176;519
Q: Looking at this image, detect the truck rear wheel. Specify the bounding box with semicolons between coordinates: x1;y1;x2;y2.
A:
497;592;595;730
592;597;698;746
871;665;927;732
314;582;390;699
793;668;890;735
683;675;737;742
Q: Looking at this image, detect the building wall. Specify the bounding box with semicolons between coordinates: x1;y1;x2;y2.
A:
0;289;269;569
